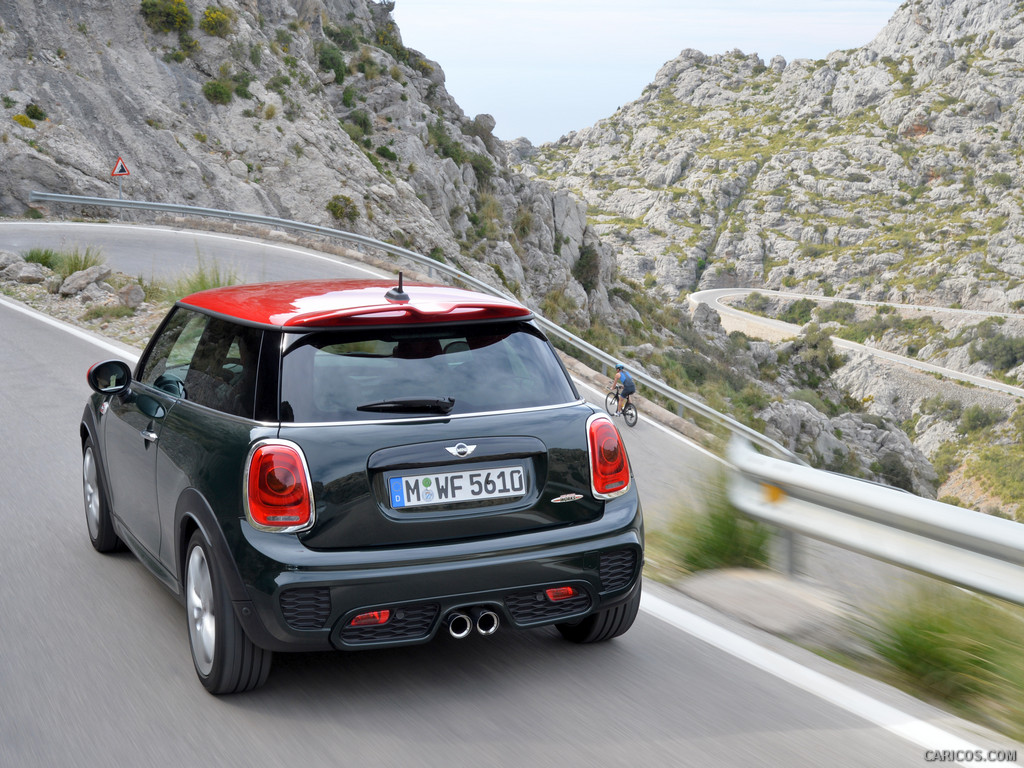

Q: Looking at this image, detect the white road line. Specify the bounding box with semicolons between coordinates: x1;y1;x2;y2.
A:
2;221;388;278
0;295;140;361
641;594;1013;767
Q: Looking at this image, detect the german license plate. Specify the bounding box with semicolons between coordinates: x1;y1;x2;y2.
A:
389;466;525;509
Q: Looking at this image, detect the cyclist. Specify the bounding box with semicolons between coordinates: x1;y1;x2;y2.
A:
612;362;635;416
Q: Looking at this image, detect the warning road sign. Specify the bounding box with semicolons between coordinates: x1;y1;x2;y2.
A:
111;157;130;177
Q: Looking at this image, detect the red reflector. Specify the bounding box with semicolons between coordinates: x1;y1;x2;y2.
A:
588;418;630;498
246;442;312;530
545;587;579;602
349;610;391;627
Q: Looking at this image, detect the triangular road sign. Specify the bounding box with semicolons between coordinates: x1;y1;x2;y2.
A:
111;157;130;177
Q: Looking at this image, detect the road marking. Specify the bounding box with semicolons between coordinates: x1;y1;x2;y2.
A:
642;593;1011;766
0;221;387;278
0;295;140;361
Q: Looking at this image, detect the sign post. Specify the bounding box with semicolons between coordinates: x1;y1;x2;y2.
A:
110;156;130;200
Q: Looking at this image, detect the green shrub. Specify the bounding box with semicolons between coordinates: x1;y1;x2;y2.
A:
866;586;1024;723
24;103;45;120
202;80;232;105
780;297;816;325
349;109;372;135
572;244;601;293
318;42;345;83
199;6;233;37
326;194;359;223
374;145;397;162
140;0;193;33
266;74;290;96
959;404;1004;434
681;478;770;572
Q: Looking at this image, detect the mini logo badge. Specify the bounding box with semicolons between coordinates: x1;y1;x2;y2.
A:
551;493;584;504
445;443;476;458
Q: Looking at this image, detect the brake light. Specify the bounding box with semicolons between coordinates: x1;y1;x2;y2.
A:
588;416;630;498
545;586;579;602
350;610;391;627
245;441;314;532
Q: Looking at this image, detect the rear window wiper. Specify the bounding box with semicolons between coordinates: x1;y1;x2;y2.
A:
356;396;455;414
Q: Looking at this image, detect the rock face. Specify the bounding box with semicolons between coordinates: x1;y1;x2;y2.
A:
527;0;1024;315
0;0;617;327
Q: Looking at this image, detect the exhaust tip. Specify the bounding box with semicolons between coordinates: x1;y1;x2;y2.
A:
474;609;500;636
447;612;473;640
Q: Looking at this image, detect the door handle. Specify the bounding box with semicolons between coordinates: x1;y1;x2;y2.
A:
140;430;159;443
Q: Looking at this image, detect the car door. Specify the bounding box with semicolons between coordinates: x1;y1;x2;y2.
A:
102;307;207;558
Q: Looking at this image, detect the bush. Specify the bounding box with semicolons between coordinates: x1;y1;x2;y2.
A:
202;80;233;105
12;113;35;129
318;42;345;83
24;103;45;120
199;6;233;37
374;145;397;162
779;297;816;325
572;244;601;293
326;195;359;223
681;481;770;572
140;0;193;34
959;404;1004;434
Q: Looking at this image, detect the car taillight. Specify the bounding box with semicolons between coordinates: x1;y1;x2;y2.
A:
245;440;314;532
588;416;630;499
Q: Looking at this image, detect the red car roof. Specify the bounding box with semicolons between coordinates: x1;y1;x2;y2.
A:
178;279;532;328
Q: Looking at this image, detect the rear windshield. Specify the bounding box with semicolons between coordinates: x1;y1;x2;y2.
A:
279;322;578;422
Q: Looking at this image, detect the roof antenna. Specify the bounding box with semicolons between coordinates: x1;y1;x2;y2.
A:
385;271;410;303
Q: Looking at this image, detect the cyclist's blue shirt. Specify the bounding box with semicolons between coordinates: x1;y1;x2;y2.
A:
618;370;635;393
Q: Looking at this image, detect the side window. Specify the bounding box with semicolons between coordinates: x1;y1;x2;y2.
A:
182;318;263;418
139;308;208;398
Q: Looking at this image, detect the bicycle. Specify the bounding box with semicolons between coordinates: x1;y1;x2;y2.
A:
605;383;638;427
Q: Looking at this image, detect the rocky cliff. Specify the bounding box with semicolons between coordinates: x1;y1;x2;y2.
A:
0;0;620;325
525;0;1024;314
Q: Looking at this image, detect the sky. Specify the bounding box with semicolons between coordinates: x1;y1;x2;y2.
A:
391;0;905;144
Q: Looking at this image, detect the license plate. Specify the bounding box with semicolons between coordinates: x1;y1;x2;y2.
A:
389;466;526;509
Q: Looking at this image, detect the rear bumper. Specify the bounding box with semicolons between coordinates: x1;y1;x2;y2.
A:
230;495;643;652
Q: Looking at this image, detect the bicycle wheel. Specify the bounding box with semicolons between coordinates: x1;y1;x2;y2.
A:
622;402;638;427
605;391;618;415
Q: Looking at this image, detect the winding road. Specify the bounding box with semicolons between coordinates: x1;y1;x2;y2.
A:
1;222;1019;766
690;288;1024;399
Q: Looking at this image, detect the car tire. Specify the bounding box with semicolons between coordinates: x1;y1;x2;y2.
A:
556;580;641;644
82;439;122;553
185;531;272;694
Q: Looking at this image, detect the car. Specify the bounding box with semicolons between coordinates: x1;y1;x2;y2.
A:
81;276;644;693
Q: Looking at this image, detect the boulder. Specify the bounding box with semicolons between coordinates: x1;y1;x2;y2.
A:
59;265;113;296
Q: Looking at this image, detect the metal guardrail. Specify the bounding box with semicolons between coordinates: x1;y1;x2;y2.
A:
728;436;1024;606
30;190;796;461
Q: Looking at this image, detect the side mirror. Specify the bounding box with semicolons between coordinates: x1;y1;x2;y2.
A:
87;360;134;396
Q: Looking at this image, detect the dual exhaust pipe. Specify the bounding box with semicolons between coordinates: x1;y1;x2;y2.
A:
447;607;500;639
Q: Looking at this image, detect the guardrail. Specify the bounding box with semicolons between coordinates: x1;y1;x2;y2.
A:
727;436;1024;606
30;190;795;461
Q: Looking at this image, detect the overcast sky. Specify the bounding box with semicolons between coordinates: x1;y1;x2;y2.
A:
391;0;904;144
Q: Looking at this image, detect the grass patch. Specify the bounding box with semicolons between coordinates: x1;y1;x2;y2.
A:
23;246;104;279
162;257;238;300
647;470;770;578
82;304;136;322
864;585;1024;738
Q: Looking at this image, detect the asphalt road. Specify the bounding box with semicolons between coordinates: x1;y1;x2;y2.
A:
1;222;1019;766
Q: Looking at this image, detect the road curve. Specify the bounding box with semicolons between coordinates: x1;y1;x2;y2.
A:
0;222;1019;765
690;288;1024;399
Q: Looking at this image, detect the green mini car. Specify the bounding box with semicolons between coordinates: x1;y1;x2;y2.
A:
81;277;643;693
